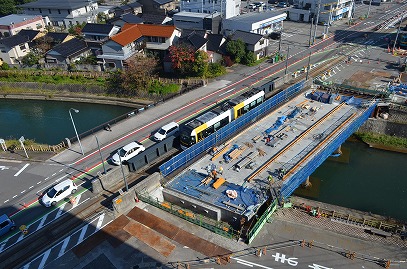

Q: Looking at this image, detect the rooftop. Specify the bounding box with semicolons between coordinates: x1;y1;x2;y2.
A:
0;14;42;26
20;0;96;9
224;11;287;24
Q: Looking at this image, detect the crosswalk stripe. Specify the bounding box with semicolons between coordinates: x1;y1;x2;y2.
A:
96;213;105;232
57;237;70;258
21;263;30;269
77;224;88;244
38;248;51;269
37;214;48;230
0;242;7;252
55;203;66;219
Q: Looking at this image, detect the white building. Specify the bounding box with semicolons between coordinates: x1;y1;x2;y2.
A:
173;11;222;33
20;0;99;28
0;14;45;38
222;11;287;36
180;0;241;19
289;0;354;24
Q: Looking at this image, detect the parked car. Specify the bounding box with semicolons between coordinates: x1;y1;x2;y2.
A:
153;121;179;142
111;141;145;165
277;1;288;7
0;214;16;236
41;179;77;207
269;32;282;40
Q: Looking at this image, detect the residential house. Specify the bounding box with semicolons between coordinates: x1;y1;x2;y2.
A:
206;33;227;63
179;31;208;51
20;0;99;28
108;13;144;28
44;37;91;64
112;2;143;17
222;11;287;36
0;14;45;38
230;30;269;60
99;23;181;70
138;13;172;25
82;23;120;55
180;0;240;19
137;0;179;15
17;29;44;41
0;35;31;65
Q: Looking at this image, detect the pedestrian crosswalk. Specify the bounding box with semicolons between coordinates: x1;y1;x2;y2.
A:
21;212;112;269
0;194;88;255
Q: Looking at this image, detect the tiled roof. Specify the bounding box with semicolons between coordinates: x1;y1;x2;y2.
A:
20;0;93;9
206;34;224;52
111;24;176;46
17;29;41;41
139;13;168;25
82;23;115;35
47;38;88;58
45;32;71;44
0;35;29;48
231;30;263;45
185;33;207;50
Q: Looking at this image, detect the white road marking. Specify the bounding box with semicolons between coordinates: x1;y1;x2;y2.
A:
21;264;30;269
3;199;9;204
57;237;70;258
96;213;105;231
12;195;17;199
232;258;274;269
38;248;51;269
52;173;56;176
0;166;9;170
29;186;34;189
0;241;8;252
77;224;88;244
37;181;42;185
37;214;49;230
219;88;235;97
237;260;254;267
72;194;81;208
14;164;29;177
21;190;26;194
59;169;64;172
55;203;66;219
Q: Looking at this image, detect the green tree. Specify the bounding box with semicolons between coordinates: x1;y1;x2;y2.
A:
206;62;226;78
192;50;209;77
226;39;246;64
242;51;255;65
0;0;16;16
21;52;40;66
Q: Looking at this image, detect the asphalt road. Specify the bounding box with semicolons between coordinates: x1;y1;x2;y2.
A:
0;1;406;263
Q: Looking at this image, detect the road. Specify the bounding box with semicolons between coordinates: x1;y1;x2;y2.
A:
0;1;406;266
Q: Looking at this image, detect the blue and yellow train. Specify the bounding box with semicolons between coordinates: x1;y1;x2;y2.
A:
180;89;265;148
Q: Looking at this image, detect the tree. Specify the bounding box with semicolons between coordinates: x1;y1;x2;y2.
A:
0;0;16;16
108;56;159;97
33;35;54;54
68;22;86;37
226;39;246;64
192;50;209;77
21;52;40;66
168;44;195;75
242;51;255;65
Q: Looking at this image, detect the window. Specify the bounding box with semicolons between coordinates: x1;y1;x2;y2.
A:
39;8;42;13
58;9;61;14
260;40;264;45
108;62;116;68
19;44;26;51
48;9;51;14
36;23;42;29
0;220;10;229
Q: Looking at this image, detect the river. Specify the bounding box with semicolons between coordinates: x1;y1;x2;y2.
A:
307;141;407;222
0;99;133;145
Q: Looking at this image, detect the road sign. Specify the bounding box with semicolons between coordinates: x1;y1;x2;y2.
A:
19;136;25;143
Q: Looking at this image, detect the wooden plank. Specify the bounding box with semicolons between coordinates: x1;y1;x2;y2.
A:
211;144;230;161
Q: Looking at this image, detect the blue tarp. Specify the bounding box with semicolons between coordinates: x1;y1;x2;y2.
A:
265;116;287;135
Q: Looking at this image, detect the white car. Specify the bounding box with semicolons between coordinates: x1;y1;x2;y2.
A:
41;179;77;207
153;121;179;142
111;141;145;165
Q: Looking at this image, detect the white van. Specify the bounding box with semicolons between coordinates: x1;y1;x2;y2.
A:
153;121;179;141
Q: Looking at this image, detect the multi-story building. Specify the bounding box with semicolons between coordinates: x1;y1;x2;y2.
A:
180;0;241;19
288;0;354;24
20;0;99;28
0;14;45;38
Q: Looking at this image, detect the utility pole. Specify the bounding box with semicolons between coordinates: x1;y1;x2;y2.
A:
313;0;322;45
367;0;372;18
309;17;314;47
285;45;290;75
306;50;312;81
393;14;405;53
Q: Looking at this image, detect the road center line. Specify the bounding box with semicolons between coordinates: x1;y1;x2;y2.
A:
14;164;29;177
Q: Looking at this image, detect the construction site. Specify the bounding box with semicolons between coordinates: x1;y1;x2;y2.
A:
160;83;376;240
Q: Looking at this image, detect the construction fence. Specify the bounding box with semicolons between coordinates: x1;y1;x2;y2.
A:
159;80;306;177
280;102;377;198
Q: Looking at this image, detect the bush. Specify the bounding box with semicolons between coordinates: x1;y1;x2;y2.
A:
149;80;179;95
1;63;10;70
354;132;407;149
206;63;226;78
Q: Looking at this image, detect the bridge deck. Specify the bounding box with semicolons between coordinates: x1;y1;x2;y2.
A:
166;91;368;219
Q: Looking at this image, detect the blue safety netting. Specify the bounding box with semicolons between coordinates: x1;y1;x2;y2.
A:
160;81;306;177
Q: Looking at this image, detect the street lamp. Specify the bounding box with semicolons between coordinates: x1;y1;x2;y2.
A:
69;108;84;155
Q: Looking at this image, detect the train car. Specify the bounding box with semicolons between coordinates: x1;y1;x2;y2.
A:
180;89;265;149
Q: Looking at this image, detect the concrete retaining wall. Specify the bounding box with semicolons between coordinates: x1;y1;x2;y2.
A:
91;166;130;193
358;118;407;138
162;188;222;221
